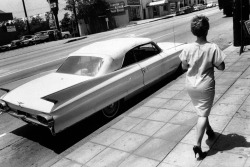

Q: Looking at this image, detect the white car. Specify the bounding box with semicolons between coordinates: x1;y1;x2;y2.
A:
0;38;186;135
61;31;71;39
21;35;36;46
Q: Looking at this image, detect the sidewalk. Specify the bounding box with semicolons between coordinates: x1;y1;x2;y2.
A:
43;44;250;167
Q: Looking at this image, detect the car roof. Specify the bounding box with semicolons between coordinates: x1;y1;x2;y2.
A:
69;38;152;70
70;38;151;58
69;38;152;66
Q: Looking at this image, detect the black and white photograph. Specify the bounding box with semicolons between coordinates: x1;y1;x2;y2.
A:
1;0;250;167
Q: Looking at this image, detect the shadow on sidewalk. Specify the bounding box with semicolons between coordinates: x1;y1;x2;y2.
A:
206;132;250;156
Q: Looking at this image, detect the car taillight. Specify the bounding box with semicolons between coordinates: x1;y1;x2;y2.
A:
37;114;53;125
0;100;9;112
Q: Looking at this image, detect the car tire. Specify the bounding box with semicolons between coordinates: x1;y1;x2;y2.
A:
64;34;69;39
175;63;185;76
102;100;121;118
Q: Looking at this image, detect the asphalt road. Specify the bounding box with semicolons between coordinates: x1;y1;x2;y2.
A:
0;8;234;167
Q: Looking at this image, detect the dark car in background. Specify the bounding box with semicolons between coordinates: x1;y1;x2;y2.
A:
21;35;36;46
33;31;50;44
0;43;11;52
176;6;193;15
193;4;206;11
9;35;34;49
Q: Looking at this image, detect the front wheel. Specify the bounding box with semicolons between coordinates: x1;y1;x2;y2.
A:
102;100;121;118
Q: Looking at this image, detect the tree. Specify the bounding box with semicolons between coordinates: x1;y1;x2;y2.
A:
30;15;50;33
13;18;26;36
64;0;115;34
60;12;73;32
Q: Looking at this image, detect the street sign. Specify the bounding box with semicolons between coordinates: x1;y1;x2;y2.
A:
109;2;125;14
6;26;16;32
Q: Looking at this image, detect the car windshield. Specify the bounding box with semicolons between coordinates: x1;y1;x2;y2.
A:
57;56;103;76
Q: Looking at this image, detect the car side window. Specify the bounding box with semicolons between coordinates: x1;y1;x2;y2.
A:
133;43;160;62
122;50;137;68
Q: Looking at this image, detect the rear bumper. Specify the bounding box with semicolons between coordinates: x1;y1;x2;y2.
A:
7;110;55;135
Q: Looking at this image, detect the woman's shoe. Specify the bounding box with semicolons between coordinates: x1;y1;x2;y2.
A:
206;129;215;139
193;146;207;159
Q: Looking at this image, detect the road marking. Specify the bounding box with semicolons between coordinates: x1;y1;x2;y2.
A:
153;32;175;40
0;58;63;78
125;32;149;37
0;133;6;138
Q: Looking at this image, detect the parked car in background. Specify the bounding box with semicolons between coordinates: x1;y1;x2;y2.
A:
207;3;213;8
8;35;33;49
0;38;186;135
176;7;185;15
176;6;193;15
10;39;23;49
61;31;71;39
21;35;36;46
0;43;11;52
193;4;206;11
33;31;50;44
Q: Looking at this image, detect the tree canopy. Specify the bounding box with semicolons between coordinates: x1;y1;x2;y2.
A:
64;0;109;20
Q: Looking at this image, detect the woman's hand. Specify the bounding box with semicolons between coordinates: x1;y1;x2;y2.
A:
181;61;189;70
215;62;225;71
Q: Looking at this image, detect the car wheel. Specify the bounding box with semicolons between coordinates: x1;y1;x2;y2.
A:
175;63;185;76
64;34;69;39
102;100;121;118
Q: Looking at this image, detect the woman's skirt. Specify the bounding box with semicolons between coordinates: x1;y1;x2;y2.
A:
186;79;215;117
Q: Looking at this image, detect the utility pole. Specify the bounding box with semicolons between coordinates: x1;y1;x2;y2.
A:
72;0;80;37
47;0;60;30
22;0;31;34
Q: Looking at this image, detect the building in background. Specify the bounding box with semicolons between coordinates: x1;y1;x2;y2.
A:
78;0;208;36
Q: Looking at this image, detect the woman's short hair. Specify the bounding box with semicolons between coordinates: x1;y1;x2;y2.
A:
191;15;210;37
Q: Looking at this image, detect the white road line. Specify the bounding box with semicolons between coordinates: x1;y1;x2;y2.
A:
0;58;63;78
153;32;176;40
125;32;149;37
136;32;149;37
0;133;6;138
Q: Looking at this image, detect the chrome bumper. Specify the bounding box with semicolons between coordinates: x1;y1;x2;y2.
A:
8;110;55;136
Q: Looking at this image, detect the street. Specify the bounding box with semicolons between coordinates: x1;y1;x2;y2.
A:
0;8;234;167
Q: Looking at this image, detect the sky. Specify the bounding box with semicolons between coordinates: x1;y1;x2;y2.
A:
0;0;69;21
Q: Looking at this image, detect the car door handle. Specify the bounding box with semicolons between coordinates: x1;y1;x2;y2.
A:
142;68;146;73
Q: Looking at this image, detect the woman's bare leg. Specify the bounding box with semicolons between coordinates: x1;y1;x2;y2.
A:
206;118;212;130
196;116;208;147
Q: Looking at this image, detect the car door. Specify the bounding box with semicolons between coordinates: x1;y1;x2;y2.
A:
133;42;163;85
121;50;144;95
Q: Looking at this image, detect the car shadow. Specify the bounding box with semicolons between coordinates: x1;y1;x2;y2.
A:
206;132;250;157
10;70;185;154
11;111;111;153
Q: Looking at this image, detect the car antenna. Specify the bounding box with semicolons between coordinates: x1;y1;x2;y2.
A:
173;13;176;49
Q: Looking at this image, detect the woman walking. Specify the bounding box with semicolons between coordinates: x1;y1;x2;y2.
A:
179;15;226;159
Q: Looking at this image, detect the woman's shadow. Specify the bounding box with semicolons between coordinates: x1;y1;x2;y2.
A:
205;132;250;156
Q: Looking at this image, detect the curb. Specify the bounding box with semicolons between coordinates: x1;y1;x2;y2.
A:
127;14;176;27
65;36;88;43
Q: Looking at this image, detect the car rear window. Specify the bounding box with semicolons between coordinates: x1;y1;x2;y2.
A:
57;56;103;76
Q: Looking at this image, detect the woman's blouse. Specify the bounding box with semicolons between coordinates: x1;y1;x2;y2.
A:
179;42;226;87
